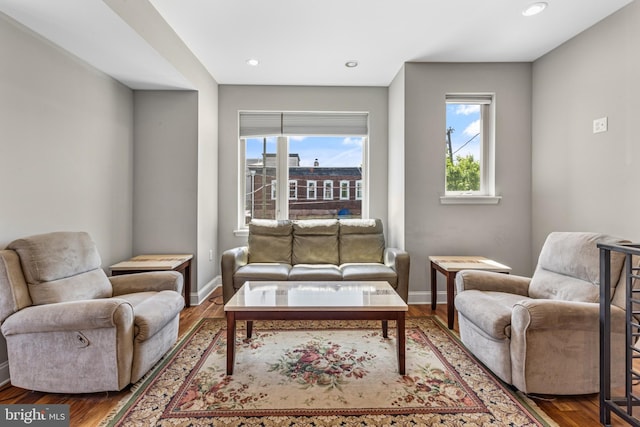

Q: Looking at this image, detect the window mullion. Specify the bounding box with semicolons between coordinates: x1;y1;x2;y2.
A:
276;136;289;220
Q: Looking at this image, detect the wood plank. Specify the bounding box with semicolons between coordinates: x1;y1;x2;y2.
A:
0;288;631;426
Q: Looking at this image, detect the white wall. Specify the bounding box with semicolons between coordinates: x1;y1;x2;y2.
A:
0;13;134;384
403;62;533;303
532;0;640;256
218;85;389;254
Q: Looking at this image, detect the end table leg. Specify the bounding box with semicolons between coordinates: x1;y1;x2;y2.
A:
397;313;406;375
430;262;437;310
447;272;455;329
226;312;236;375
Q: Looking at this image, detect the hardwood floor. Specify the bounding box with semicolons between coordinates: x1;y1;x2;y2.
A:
0;286;628;426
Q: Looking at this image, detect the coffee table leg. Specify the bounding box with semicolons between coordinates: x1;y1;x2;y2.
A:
247;320;253;338
226;312;235;375
397;313;405;375
382;320;388;338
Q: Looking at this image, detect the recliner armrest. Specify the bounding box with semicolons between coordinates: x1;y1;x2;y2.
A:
221;246;249;303
455;270;530;295
109;271;183;296
384;247;410;303
1;298;134;336
512;299;625;332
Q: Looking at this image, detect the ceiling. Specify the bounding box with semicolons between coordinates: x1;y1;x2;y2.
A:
0;0;634;89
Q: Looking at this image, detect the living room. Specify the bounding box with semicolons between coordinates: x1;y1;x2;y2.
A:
0;0;638;425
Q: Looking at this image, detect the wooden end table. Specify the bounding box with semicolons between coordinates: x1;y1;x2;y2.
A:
110;254;193;307
429;256;511;329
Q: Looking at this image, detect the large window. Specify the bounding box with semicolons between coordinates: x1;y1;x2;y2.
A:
444;94;496;199
239;111;368;227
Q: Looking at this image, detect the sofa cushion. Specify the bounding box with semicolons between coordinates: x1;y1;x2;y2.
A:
292;220;339;265
339;219;385;263
530;232;628;302
340;263;397;287
120;290;184;341
248;220;292;264
234;263;291;291
289;264;342;281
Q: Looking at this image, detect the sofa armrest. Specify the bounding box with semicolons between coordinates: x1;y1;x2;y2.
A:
455;270;530;295
1;299;134;336
109;271;183;296
221;246;249;303
384;247;410;303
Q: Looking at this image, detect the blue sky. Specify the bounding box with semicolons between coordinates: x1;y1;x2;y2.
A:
446;104;481;160
246;136;364;167
246;105;479;165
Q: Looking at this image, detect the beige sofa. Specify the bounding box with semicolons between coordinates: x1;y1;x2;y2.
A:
221;218;409;304
0;231;185;393
454;232;633;395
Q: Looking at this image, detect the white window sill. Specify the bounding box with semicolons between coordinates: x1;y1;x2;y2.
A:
439;195;502;205
234;229;249;237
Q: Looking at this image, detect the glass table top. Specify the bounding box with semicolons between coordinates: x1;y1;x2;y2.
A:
225;281;408;312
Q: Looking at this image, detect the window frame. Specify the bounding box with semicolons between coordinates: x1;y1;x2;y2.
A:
289;180;298;200
323;180;334;200
339;180;350;200
237;111;371;231
307;180;317;200
441;94;501;205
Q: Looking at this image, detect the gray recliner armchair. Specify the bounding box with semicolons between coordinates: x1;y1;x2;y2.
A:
0;231;185;393
455;232;634;395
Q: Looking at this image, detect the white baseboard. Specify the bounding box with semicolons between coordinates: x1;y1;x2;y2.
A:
190;275;221;306
408;290;446;305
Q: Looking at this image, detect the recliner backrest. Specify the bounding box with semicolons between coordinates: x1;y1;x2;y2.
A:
7;231;112;305
529;232;628;302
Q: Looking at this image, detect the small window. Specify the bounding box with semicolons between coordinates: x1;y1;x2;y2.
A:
355;180;363;200
340;181;350;200
444;94;495;197
307;180;317;200
323;180;333;200
271;179;277;200
289;180;297;200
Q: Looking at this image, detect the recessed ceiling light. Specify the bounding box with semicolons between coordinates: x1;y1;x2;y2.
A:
345;61;358;68
522;2;548;17
246;58;259;66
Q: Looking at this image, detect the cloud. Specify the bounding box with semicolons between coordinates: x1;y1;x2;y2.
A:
289;136;307;141
455;105;480;115
342;137;363;146
463;120;480;137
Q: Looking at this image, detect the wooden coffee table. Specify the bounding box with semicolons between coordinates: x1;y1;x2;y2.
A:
224;281;408;375
429;256;511;329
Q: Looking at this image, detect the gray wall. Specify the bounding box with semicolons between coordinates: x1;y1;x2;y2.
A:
218;85;389;254
0;14;134;383
388;65;406;249
107;0;220;300
403;62;533;303
532;0;640;255
132;91;198;259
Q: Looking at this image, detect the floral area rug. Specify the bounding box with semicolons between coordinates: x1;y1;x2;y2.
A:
101;317;558;426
